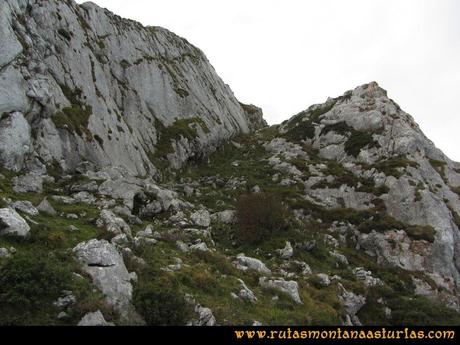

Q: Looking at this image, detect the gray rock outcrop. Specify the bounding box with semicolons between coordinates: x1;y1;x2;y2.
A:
259;277;302;304
96;210;132;237
0;0;262;176
192;305;217;326
77;310;114;326
0;208;30;237
10;200;38;216
73;239;140;323
36;198;57;216
281;81;460;306
234;254;271;275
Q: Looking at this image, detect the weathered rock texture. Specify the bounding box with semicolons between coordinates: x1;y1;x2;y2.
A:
73;239;142;324
281;81;460;306
0;0;264;177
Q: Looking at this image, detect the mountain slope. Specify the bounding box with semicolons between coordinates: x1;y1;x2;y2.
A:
1;1;459;327
280;82;460;298
0;0;264;177
2;81;460;325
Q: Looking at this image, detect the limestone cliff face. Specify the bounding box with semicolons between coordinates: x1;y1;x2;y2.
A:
0;0;264;176
280;82;460;308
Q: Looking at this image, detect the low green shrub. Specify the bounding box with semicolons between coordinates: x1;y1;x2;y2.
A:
133;277;192;325
344;130;379;157
0;251;73;325
234;193;288;245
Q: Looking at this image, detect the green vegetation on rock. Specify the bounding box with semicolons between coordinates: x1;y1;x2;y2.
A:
152;117;210;161
51;84;93;139
282;102;336;142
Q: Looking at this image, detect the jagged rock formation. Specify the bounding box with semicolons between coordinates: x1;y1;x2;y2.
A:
0;0;264;177
1;0;459;327
279;82;460;309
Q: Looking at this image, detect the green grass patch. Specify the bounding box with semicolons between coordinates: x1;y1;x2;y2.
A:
429;159;447;182
52;84;93;139
282;102;336;142
152;117;210;166
362;156;419;178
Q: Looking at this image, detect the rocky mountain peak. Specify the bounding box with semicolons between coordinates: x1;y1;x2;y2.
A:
281;81;454;168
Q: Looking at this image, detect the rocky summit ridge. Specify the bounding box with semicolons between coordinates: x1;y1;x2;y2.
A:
1;0;460;326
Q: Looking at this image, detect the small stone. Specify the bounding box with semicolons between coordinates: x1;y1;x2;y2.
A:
136;224;153;238
277;241;293;259
251;185;261;193
190;209;211;227
189;242;209;252
68;225;79;232
111;233;129;246
384;307;392;318
57;312;69;320
211;210;236;224
316;273;331;287
0;247;11;258
53;291;76;308
129;272;138;283
337;283;366;324
237;279;257;304
176;240;189;253
184;185;194;197
96;210;131;236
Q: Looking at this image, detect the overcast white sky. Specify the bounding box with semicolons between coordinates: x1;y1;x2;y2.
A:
76;0;460;161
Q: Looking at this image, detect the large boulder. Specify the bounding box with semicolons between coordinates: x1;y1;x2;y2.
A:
234;254;271;275
73;239;140;323
12;173;44;193
259;277;302;304
36;198;57;216
0;208;30;237
132;184;184;218
190;209;211;228
96;210;132;237
10;200;39;216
